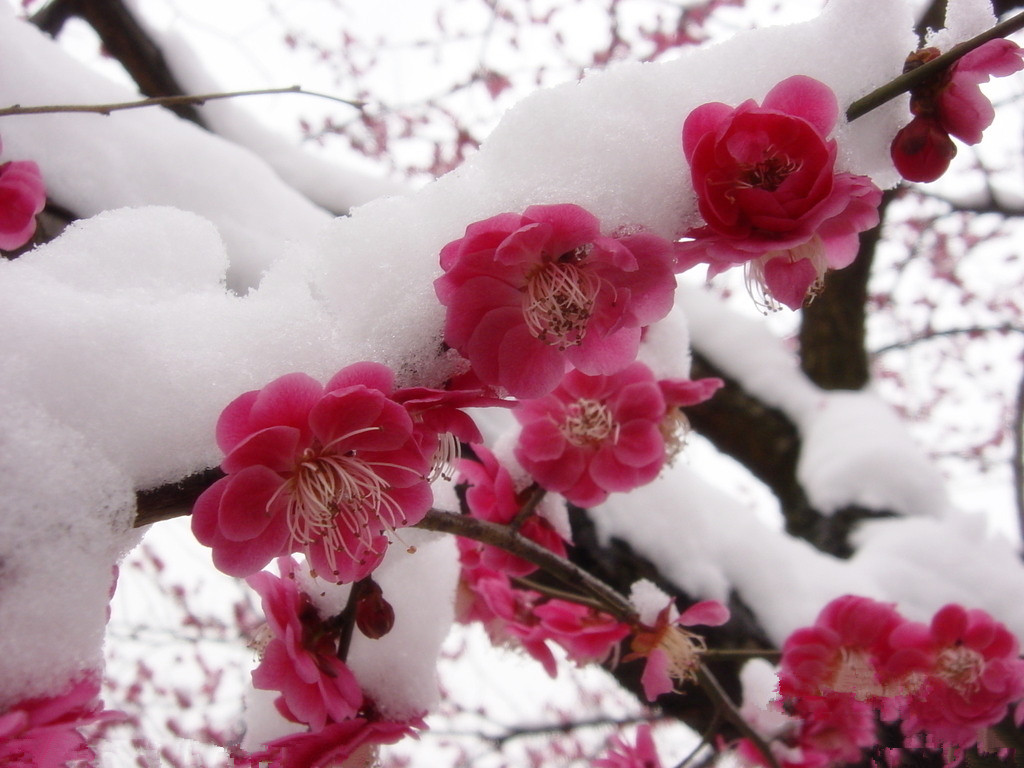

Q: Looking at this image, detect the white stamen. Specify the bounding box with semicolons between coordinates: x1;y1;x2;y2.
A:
523;258;602;349
560;398;618;447
744;235;827;314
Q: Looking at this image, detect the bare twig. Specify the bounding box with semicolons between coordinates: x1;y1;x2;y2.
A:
0;86;365;118
847;10;1024;121
872;324;1024;355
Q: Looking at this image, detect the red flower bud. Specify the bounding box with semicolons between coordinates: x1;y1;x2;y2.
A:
355;579;395;639
890;115;957;183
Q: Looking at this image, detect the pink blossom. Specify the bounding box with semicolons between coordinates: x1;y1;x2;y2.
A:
626;599;730;701
0;674;121;768
192;363;436;583
937;39;1024;145
234;716;420;768
434;203;677;398
513;363;720;507
679;75;882;310
594;724;664;768
778;595;907;702
0;152;46;251
891;40;1024;182
456;556;629;675
246;557;363;731
456;565;560;676
891;604;1024;751
456;444;567;576
532;599;631;666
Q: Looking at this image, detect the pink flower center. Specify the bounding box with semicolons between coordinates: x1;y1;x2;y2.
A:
738;151;800;192
659;408;690;464
281;445;408;562
936;645;985;693
560;398;618;447
830;648;887;699
522;252;601;349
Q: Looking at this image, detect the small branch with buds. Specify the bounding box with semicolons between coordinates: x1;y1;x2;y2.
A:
847;10;1024;121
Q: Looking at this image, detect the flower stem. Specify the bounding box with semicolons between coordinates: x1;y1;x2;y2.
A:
509;482;547;531
847;10;1024;122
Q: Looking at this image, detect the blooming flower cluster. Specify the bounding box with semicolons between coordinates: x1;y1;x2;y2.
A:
186;54;1021;766
765;596;1024;765
891;39;1024;183
232;557;422;767
0;136;45;252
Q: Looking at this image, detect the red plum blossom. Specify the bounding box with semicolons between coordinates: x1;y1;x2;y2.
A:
778;596;1024;758
513;363;720;507
434;203;677;398
679;75;882;310
889;603;1024;751
192;363;443;583
779;594;907;702
625;593;729;701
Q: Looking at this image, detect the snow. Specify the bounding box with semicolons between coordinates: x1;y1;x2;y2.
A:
796;390;950;517
0;4;330;291
0;393;138;706
629;580;674;625
152;26;407;214
679;283;822;421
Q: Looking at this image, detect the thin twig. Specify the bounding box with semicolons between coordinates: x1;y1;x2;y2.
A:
509;482;547;530
673;709;722;768
847;10;1024;122
334;579;365;663
0;85;365;118
696;664;781;768
872;324;1024;355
